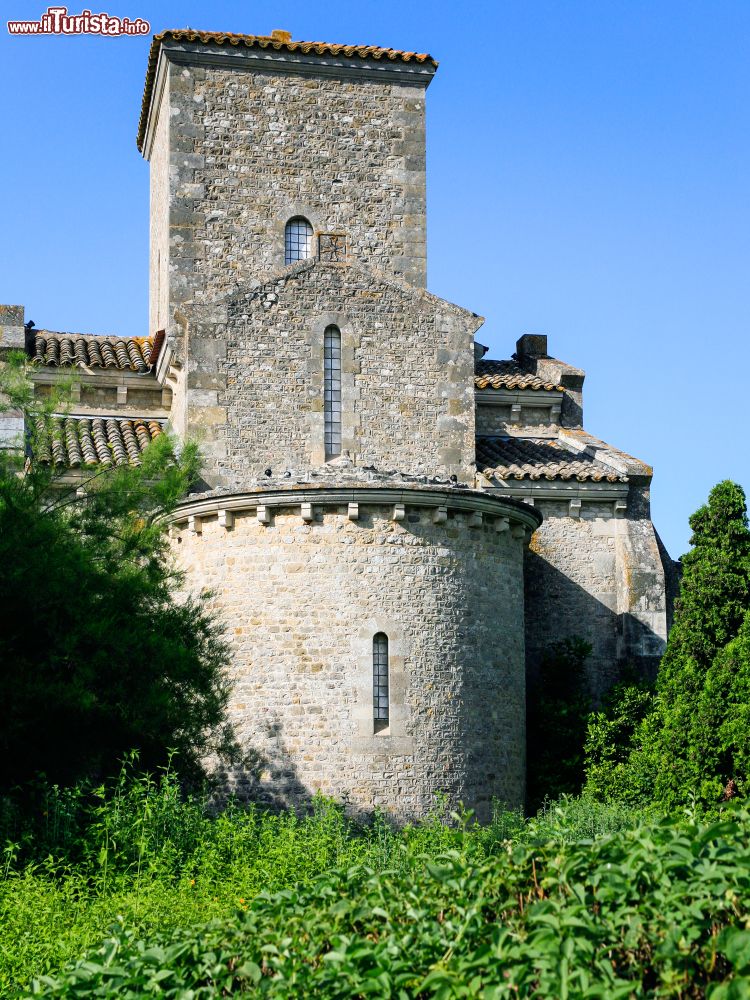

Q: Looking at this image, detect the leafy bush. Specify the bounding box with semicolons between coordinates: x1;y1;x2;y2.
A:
25;810;750;998
583;669;654;804
0;763;639;995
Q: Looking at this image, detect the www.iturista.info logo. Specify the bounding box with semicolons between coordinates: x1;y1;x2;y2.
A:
8;6;150;35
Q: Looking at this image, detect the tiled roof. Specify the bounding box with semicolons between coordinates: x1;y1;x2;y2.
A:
476;436;627;483
475;360;562;392
33;333;155;373
38;416;164;467
138;29;437;151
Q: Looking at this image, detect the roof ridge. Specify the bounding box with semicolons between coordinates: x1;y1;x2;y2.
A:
36;331;153;343
33;332;156;373
476;435;629;484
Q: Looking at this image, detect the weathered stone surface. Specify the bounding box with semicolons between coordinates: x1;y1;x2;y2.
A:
173;497;530;820
172;259;480;488
148;55;431;336
521;491;668;699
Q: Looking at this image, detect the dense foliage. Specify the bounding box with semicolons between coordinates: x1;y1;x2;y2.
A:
526;638;592;811
584;480;750;811
0;763;635;995
15;787;750;999
583;668;653;805
0;355;234;789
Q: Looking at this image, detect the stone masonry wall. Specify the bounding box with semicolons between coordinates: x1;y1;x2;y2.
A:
476;405;559;435
172;501;528;820
148;82;170;336
524;490;668;699
150;57;429;337
176;260;480;487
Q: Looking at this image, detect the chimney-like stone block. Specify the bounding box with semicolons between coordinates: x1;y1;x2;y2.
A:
0;305;26;355
515;333;548;360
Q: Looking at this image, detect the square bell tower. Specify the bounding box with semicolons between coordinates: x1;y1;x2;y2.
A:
138;29;438;336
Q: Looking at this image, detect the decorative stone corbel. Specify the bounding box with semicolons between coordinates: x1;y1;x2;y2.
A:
511;524;526;539
550;403;561;423
495;517;509;533
433;506;448;524
218;509;234;530
188;514;202;535
568;498;582;519
300;502;314;523
614;499;627;518
468;511;483;528
510;403;521;423
392;503;406;521
117;385;128;405
256;505;270;526
347;503;359;521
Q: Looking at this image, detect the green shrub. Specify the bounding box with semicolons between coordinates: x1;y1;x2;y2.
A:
26;810;750;998
0;763;641;995
583;670;654;805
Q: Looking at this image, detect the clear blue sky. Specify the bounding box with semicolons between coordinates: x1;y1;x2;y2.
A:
2;0;748;557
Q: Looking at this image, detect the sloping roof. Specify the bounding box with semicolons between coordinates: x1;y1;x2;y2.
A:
138;29;437;151
476;436;627;483
38;416;164;467
475;359;562;392
32;333;155;373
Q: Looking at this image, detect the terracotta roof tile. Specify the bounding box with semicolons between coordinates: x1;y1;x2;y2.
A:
37;416;164;467
138;29;437;151
476;436;627;483
475;359;562;392
33;333;154;373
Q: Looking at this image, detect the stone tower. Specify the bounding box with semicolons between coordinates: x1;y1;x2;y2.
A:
137;29;539;819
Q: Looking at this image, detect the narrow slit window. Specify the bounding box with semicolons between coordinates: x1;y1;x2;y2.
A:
284;217;313;264
324;325;342;459
373;632;389;733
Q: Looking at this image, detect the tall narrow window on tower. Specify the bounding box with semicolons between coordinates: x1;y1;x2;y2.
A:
284;217;313;264
373;632;389;733
323;325;342;459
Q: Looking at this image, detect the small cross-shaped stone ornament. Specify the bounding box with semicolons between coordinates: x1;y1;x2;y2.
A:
318;232;346;263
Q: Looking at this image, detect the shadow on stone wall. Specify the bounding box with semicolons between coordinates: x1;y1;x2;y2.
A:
524;551;665;702
209;716;319;814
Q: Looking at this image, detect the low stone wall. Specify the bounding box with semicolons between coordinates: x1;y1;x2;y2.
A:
170;487;538;820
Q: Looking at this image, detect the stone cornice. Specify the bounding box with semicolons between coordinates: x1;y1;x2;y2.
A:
168;485;543;532
475;388;564;407
485;481;628;501
29;369;161;389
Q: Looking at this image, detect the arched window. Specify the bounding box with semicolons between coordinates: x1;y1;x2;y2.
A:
324;325;342;459
373;632;389;733
284;216;313;264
